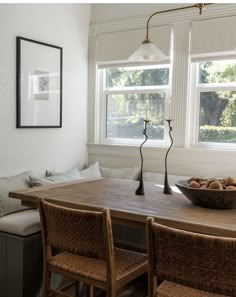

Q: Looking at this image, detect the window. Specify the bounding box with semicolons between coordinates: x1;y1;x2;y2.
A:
191;59;236;146
99;65;171;144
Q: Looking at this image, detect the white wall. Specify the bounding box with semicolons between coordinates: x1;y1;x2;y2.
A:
0;4;90;176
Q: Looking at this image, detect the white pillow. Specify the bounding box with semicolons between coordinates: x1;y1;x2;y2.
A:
30;167;81;187
143;172;190;186
79;162;101;179
0;171;31;217
100;166;140;181
46;166;81;179
46;163;101;182
29;176;55;187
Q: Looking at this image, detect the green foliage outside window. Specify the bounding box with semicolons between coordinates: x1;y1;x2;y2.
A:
199;126;236;143
105;67;169;140
106;67;169;88
199;60;236;143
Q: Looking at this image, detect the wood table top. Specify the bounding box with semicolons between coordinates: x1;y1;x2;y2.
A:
9;177;236;237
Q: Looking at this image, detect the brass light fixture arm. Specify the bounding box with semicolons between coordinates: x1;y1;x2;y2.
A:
144;3;212;43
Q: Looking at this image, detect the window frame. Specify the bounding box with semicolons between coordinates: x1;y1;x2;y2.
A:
98;64;172;146
189;60;236;149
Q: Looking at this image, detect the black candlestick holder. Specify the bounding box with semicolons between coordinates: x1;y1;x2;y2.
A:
163;119;173;194
136;119;149;195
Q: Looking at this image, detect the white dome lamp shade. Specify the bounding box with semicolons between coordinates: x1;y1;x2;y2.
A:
129;3;208;62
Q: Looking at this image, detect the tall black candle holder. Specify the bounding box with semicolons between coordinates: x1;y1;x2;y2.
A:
163;119;173;194
136;119;149;195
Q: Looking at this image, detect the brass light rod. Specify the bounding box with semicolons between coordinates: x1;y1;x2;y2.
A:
143;3;213;44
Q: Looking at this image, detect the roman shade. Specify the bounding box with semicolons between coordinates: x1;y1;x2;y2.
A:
190;16;236;62
96;25;172;68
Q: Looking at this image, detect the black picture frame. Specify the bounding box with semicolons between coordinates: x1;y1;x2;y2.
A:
16;36;63;128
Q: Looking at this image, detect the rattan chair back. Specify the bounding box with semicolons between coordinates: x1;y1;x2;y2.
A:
147;218;236;296
40;199;112;260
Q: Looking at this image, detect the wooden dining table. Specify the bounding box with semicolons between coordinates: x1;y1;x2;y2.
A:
9;177;236;238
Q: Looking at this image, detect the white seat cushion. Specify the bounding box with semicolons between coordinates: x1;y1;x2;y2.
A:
0;209;40;236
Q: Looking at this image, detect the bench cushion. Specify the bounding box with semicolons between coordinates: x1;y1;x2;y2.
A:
0;209;40;236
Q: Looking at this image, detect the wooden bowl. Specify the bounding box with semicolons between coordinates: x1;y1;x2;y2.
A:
175;179;236;209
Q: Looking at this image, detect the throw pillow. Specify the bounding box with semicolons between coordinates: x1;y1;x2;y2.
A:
0;171;31;217
79;162;101;179
46;166;81;180
143;172;190;186
30;167;81;187
100;166;140;181
29;176;55;187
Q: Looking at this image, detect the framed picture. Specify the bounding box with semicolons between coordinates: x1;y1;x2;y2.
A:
16;37;63;128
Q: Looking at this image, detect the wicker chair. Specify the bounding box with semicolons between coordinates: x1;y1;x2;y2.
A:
39;199;148;297
146;218;236;297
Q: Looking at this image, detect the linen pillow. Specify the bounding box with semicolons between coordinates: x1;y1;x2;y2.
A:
30;167;82;187
46;166;81;179
0;171;31;217
143;172;190;186
79;162;101;179
29;176;55;187
100;166;140;181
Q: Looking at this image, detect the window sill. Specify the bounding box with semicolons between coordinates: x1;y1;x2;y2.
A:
87;143;236;177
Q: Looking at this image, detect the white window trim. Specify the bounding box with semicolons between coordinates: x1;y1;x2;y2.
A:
189;61;236;149
98;67;172;146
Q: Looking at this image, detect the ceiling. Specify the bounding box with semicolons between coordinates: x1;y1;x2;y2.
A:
90;3;193;24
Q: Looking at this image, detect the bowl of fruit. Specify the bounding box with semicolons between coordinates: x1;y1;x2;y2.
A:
175;177;236;209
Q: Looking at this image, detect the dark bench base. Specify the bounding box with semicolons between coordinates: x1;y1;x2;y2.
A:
113;224;146;251
0;231;42;297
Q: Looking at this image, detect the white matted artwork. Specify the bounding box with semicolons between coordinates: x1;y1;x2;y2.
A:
33;70;50;100
16;37;63;128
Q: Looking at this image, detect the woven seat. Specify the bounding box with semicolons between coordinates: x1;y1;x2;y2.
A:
156;281;229;297
39;199;148;297
49;247;147;283
146;218;236;297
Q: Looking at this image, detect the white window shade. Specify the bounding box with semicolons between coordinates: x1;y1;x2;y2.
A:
190;16;236;62
96;25;172;68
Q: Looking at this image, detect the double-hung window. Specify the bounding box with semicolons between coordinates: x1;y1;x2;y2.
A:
99;64;171;145
190;59;236;147
189;15;236;148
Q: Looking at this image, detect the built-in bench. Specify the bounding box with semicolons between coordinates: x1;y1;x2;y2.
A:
0;209;42;297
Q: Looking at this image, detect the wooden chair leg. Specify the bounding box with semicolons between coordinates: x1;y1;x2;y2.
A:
41;269;52;297
148;274;157;297
89;285;94;297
